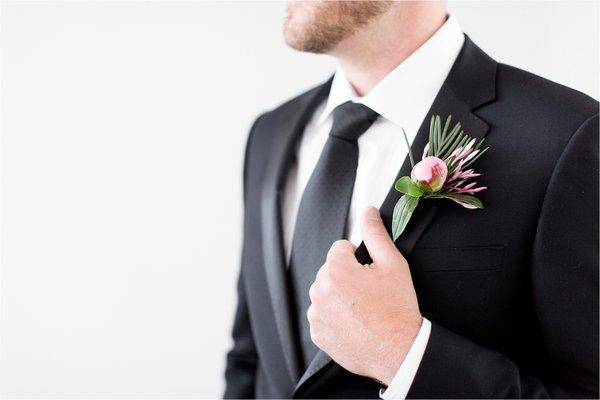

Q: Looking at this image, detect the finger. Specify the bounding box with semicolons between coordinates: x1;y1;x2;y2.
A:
360;206;404;268
327;239;358;264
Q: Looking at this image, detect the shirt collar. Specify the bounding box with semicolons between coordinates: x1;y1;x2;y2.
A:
316;15;465;136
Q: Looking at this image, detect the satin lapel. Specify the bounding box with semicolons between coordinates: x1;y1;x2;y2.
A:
294;36;497;393
261;79;332;385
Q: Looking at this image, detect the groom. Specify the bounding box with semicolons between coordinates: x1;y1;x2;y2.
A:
224;1;599;398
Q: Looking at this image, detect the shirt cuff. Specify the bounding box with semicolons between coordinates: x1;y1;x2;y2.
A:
379;318;432;400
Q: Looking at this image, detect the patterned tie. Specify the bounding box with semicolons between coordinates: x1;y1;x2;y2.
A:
289;101;379;369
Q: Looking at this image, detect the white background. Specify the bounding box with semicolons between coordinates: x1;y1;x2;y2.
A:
1;1;598;398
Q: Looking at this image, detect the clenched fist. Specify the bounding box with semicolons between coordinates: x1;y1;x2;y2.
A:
307;206;423;385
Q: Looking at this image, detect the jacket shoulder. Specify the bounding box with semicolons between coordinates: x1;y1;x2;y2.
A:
487;63;598;157
496;63;598;121
255;80;330;131
242;79;331;192
246;79;330;153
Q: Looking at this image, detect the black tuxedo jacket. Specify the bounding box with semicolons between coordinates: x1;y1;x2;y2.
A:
224;37;599;398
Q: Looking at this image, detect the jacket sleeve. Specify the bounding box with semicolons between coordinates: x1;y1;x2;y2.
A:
407;113;599;399
223;268;258;399
223;115;266;399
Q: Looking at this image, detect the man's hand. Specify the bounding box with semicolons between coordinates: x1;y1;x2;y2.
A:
307;206;423;385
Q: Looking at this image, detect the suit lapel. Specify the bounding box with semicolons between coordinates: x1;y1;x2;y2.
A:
294;35;498;393
261;79;332;386
371;86;491;260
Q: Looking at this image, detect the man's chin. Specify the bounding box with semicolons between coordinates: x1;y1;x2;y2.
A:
283;27;334;54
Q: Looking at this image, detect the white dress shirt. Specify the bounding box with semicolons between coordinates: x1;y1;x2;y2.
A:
281;15;464;399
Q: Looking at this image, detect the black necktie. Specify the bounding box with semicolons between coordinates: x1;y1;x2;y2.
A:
289;101;379;368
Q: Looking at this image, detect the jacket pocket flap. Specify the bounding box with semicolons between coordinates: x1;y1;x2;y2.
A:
409;246;506;272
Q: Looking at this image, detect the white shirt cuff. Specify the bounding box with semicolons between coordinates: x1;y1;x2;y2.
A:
379;318;432;399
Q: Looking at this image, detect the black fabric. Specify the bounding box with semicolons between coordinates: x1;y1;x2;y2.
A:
289;102;379;368
223;35;599;399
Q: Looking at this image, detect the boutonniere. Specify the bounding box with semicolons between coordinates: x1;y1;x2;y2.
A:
392;115;489;240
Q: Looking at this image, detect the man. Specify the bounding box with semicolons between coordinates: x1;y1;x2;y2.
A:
224;1;599;398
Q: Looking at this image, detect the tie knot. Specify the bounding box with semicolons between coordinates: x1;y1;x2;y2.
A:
330;101;379;142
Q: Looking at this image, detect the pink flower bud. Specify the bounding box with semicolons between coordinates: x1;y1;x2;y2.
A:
410;156;448;193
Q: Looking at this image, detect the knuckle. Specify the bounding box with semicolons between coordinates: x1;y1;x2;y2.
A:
327;242;340;259
316;267;333;292
369;226;387;239
326;245;337;259
327;254;345;271
329;240;352;257
315;264;326;282
333;239;350;249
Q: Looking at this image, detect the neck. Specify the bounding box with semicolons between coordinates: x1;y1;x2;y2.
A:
331;4;447;96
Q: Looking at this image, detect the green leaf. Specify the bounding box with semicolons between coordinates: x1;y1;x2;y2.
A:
474;137;485;151
442;115;452;134
440;130;463;160
428;116;435;157
440;193;484;209
392;195;420;241
394;176;423;197
438;122;461;158
434;115;442;155
401;128;415;168
440;115;451;144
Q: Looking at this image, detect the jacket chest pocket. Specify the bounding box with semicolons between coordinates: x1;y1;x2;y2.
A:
408;246;508;336
408;245;506;273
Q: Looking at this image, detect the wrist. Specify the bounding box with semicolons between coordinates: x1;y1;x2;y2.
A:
370;315;423;386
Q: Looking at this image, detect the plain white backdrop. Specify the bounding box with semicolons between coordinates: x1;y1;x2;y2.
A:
1;1;598;398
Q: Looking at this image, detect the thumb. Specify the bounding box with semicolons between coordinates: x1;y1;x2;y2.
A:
361;206;403;268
